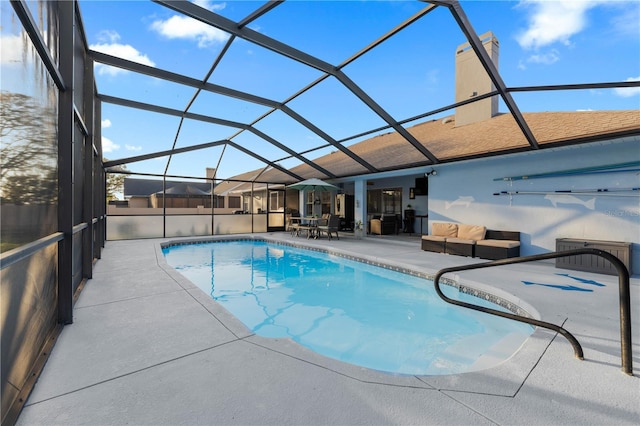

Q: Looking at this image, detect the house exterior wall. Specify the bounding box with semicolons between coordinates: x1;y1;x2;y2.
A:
427;137;639;274
128;196;149;208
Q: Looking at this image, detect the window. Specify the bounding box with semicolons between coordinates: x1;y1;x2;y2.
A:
228;196;241;209
367;188;402;215
213;195;225;208
306;191;314;216
269;191;284;212
382;189;402;214
321;192;331;214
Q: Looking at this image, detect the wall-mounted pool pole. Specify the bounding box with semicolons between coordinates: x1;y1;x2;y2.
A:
433;248;632;375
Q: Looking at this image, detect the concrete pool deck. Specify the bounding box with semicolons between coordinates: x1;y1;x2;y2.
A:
16;233;639;425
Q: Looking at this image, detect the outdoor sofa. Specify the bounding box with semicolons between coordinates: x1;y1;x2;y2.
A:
421;222;520;259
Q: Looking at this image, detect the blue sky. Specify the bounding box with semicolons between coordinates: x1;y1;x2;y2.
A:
73;0;640;181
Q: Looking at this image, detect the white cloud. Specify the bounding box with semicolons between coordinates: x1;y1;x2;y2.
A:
614;76;640;98
610;2;640;37
102;119;112;128
90;31;155;76
421;69;440;92
193;1;226;12
526;49;560;65
97;30;121;44
0;34;24;64
150;4;229;48
125;144;143;151
102;136;120;153
425;69;439;85
516;0;604;50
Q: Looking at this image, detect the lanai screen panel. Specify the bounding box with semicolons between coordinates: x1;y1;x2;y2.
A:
80;0;638;183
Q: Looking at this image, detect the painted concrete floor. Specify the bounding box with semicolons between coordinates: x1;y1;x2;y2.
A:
17;232;640;425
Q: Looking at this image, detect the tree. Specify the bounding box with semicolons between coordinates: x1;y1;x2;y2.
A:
0;91;57;205
104;161;128;201
1;91;58;251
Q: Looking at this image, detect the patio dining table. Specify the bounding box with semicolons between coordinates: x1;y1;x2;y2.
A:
296;216;322;239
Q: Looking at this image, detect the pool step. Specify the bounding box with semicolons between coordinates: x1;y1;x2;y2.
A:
426;331;529;375
468;331;530;372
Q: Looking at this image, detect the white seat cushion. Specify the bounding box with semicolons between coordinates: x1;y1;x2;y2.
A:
476;239;520;248
422;235;446;242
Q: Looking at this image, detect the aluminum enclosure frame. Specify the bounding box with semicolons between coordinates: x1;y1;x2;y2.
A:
93;0;638;183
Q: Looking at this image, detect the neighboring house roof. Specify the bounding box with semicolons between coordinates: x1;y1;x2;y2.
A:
153;184;210;196
227;110;640;186
124;178;211;197
212;168;283;196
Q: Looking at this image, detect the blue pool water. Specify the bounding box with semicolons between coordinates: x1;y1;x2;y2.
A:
162;240;533;375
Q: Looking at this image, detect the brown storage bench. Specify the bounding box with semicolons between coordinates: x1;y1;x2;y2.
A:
555;238;632;275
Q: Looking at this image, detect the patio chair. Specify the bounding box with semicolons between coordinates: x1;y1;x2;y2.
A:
295;214;324;238
288;212;301;236
305;213;329;239
317;214;340;240
370;214;398;235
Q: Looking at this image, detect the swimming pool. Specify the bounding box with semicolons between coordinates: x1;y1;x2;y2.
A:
162;240;533;375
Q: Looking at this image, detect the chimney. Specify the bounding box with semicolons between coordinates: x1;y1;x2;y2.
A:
454;31;499;127
206;168;216;179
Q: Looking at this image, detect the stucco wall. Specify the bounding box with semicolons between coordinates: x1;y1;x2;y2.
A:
427;137;639;274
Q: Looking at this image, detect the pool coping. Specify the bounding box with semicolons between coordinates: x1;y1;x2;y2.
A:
157;235;552;395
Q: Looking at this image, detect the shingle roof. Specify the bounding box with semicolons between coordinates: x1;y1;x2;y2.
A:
237;109;640;186
156;184;210;196
124;178;211;196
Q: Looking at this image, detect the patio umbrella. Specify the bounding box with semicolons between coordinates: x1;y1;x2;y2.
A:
287;178;339;192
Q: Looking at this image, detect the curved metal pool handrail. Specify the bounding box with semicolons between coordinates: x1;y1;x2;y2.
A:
433;248;632;375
